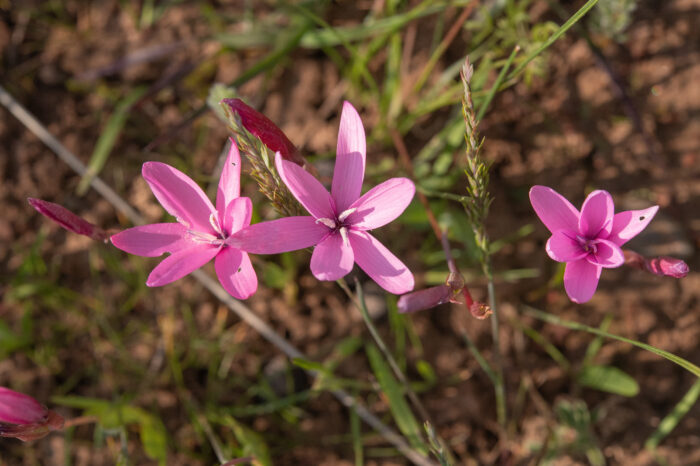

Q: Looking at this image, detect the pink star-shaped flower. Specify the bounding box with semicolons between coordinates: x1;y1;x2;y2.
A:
530;185;658;303
229;102;415;294
111;140;257;299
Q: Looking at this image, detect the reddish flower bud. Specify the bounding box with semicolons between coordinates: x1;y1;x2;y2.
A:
28;198;110;241
397;284;455;314
221;98;305;166
0;387;47;425
624;250;689;279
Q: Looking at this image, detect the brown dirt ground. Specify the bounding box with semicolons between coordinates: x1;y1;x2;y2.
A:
1;1;698;465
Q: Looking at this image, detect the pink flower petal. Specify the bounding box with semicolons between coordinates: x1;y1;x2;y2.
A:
228;216;328;254
546;230;587;262
608;205;659;246
146;244;220;287
216;138;241;216
223;197;252;236
275;154;334;219
310;232;355;281
529;186;580;234
579;190;614;239
215;247;257;299
348;230;414;294
142;162;216;234
111;223;191;257
563;259;602;304
331;101;366;212
0;387;47;425
346;177;415;230
586;238;624;268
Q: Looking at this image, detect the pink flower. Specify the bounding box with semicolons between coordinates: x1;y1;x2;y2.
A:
0;387;47;425
229;102;415;294
530;186;658;303
111;139;257;299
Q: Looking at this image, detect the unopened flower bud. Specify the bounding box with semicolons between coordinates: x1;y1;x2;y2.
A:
0;387;47;425
28;198;110;241
0;387;64;442
624;250;689;279
398;285;455;314
221;98;305;166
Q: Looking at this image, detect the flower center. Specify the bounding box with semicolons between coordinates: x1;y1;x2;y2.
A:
187;212;227;246
576;235;598;254
315;207;357;246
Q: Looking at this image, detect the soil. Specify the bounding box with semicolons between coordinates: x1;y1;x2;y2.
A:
0;1;698;465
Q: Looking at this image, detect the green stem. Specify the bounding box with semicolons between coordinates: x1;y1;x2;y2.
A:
485;260;507;429
338;278;434;427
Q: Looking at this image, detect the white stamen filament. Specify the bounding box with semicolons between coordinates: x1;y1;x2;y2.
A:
188;229;224;245
339;226;349;247
338;207;357;222
315;217;337;229
209;212;224;237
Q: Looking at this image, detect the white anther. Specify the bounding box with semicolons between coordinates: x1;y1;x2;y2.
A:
315;217;337;229
339;226;350;247
187;229;222;245
338;207;357;222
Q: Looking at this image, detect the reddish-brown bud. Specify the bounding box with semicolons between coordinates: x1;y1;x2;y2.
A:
28;198;110;241
221;98;305;166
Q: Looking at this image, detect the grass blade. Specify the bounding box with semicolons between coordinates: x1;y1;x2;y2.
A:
506;0;600;81
77;87;147;195
476;45;520;121
366;343;427;453
645;378;700;451
524;306;700;378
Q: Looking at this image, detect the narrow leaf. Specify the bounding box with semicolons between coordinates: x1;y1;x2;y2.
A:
645;379;700;451
578;365;639;397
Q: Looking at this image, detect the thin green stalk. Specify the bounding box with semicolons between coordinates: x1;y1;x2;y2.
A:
476;45;519;121
484;260;507;429
337;278;434;427
461;331;497;386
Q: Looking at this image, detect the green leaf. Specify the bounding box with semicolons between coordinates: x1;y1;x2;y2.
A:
77;86;147;195
646;378;700;451
291;357;328;374
577;365;639;397
139;414;168;465
365;344;426;451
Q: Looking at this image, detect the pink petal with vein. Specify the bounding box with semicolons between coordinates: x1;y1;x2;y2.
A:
347;177;415;230
349;230;414;294
275;154;334;219
110;223;191;257
529;186;580;234
142;162;216;234
586;239;624;268
546;230;587;262
223;197;252;237
215;248;257;299
579;190;614;238
332;102;366;212
229;216;328;254
608;205;659;246
146;244;220;286
216;138;241;215
310;232;354;280
564;259;601;304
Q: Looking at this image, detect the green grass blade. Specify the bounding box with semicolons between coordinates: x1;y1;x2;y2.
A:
476;45;520;121
524;306;700;378
350;397;364;466
365;343;427;452
77;86;147;195
645;378;700;451
506;0;600;81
